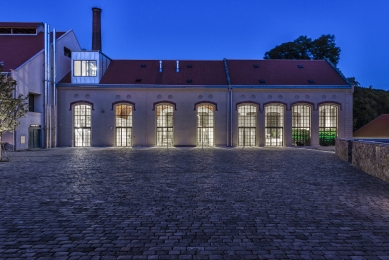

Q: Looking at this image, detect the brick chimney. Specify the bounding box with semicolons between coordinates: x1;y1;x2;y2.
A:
92;7;102;51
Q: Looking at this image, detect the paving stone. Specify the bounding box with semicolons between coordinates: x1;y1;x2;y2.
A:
1;147;389;258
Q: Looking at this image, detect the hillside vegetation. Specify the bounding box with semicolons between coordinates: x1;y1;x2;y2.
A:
352;77;389;131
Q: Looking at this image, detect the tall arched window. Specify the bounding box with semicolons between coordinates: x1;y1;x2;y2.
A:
156;104;174;147
238;104;257;146
115;104;133;147
74;104;91;146
197;104;214;146
292;104;311;146
265;104;284;146
319;104;338;146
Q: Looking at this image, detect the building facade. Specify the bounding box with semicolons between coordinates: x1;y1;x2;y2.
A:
57;56;353;148
0;22;81;150
2;9;353;149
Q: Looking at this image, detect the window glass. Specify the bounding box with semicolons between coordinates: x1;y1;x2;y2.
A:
197;104;214;146
73;60;97;77
115;104;132;146
74;104;91;146
156;104;174;147
238;105;257;146
319;105;338;146
265;105;284;146
292;105;311;146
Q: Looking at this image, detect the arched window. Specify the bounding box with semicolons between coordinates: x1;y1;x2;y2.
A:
156;104;174;147
74;104;91;146
238;104;257;146
292;104;311;146
115;104;133;147
197;104;214;146
265;104;284;146
319;104;338;146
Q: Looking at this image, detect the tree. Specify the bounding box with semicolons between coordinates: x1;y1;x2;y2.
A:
0;65;29;161
351;77;389;131
264;34;341;66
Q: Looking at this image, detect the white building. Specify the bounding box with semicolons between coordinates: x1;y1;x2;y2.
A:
0;22;81;149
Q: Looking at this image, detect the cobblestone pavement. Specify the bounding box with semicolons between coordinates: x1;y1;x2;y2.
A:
1;147;389;259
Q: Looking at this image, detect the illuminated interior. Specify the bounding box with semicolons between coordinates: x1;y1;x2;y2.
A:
319;104;338;146
73;60;97;76
156;104;173;147
197;104;214;146
292;104;311;146
238;104;256;146
74;104;91;146
115;104;132;146
265;104;284;146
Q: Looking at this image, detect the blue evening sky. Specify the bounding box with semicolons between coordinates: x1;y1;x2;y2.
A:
3;0;389;90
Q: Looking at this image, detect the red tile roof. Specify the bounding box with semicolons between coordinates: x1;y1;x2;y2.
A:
0;22;42;28
100;60;228;85
0;30;65;72
226;59;348;85
59;58;350;86
353;114;389;138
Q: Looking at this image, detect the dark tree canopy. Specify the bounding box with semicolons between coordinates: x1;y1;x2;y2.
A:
264;34;341;66
351;77;389;131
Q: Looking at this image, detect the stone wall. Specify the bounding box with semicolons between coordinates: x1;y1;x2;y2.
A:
336;139;389;182
352;141;389;182
335;139;351;162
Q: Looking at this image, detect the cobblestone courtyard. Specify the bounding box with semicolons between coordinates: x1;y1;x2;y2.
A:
1;147;389;259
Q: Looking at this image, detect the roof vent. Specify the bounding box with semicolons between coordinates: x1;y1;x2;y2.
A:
253;64;259;68
308;79;314;83
298;64;304;68
135;78;142;82
187;79;192;83
259;79;266;83
187;64;193;68
141;64;146;67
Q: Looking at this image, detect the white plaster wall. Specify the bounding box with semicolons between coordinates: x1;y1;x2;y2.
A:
7;30;81;150
57;86;352;147
57;87;228;147
55;30;82;83
11;53;45;150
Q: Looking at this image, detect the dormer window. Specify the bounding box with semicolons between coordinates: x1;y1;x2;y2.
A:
73;60;97;77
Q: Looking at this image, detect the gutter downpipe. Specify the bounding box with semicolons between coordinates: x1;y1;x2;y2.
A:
12;71;16;151
223;58;232;147
44;23;48;149
53;28;56;147
48;25;52;149
47;24;51;148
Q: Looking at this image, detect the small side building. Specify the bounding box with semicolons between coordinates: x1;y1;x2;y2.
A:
0;22;81;150
354;114;389;141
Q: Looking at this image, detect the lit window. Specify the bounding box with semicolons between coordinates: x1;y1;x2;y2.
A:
238;104;257;146
319;104;338;146
265;104;284;146
292;105;311;146
73;60;97;76
197;104;214;147
74;104;91;146
115;104;132;147
156;104;174;147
